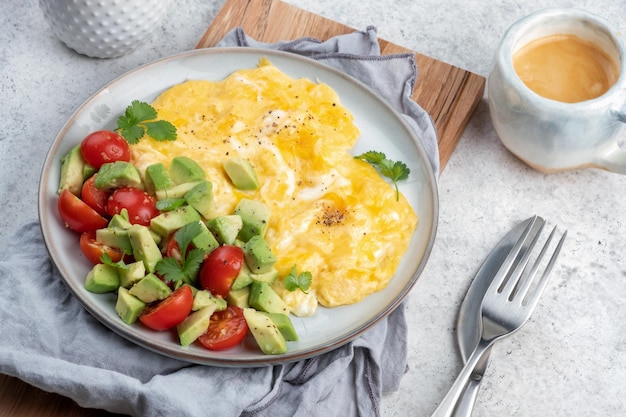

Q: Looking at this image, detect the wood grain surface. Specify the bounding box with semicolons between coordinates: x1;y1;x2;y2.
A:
0;0;484;415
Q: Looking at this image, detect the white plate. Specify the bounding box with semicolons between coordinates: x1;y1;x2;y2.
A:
38;48;439;367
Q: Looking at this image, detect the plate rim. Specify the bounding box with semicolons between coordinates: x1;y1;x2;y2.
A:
38;47;439;367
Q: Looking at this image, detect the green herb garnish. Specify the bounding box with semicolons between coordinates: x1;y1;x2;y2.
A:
100;253;129;269
155;197;187;212
116;100;177;144
283;265;312;293
155;222;205;284
354;151;410;201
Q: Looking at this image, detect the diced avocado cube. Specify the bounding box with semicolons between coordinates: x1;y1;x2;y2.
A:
243;308;287;355
177;305;218;347
248;281;289;315
58;144;87;196
118;261;146;288
190;221;219;253
108;210;132;230
94;161;142;191
223;157;259;190
184;180;217;220
145;163;173;194
150;205;201;237
192;289;227;311
231;262;253;290
206;215;243;245
128;224;162;273
128;273;172;303
85;263;120;293
243;235;276;274
169;156;206;185
234;199;271;241
116;287;146;325
96;227;133;254
155;181;203;201
260;312;298;341
250;268;279;284
83;163;96;180
227;287;250;309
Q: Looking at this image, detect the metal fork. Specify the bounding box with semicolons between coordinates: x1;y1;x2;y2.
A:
431;216;567;417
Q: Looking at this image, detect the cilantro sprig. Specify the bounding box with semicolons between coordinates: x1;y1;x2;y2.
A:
354;151;410;201
283;265;312;293
155;222;205;285
116;100;177;144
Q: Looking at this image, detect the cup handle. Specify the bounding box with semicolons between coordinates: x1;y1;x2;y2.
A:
593;111;626;174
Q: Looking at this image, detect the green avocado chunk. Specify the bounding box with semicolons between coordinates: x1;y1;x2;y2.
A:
242;235;276;274
223;157;259;190
116;287;146;325
234;199;271;241
58;144;87;196
96;227;133;255
118;261;146;288
192;289;227;311
226;287;250;309
85;263;120;293
128;273;172;303
248;281;289;315
177;305;218;347
243;308;287;355
145;163;173;194
169;156;206;185
94;161;142;191
260;312;298;341
128;224;162;273
150;205;201;237
207;215;243;245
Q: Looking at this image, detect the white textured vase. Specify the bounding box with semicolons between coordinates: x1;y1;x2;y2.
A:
39;0;169;59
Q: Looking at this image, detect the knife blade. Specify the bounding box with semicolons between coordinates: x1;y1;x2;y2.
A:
452;216;542;417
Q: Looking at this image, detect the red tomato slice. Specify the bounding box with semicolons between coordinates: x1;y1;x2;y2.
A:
58;189;108;233
198;305;248;351
106;187;159;226
80;130;131;169
199;245;244;298
139;285;194;331
79;232;124;265
81;175;110;217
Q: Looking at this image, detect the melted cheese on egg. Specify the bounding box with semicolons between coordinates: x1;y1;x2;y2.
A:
131;58;418;314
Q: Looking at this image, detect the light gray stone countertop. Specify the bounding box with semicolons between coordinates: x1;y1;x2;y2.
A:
1;0;625;416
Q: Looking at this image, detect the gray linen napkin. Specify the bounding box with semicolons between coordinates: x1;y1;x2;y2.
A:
0;27;437;417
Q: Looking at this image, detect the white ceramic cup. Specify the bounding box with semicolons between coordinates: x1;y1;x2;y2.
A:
488;8;626;174
39;0;169;59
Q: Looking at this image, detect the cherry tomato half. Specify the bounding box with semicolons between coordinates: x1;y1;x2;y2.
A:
79;232;124;265
199;245;244;298
197;305;248;351
80;130;131;169
107;187;159;226
81;175;110;217
58;189;108;233
139;285;194;331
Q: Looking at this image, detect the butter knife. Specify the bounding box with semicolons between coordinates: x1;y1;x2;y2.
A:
452;217;541;417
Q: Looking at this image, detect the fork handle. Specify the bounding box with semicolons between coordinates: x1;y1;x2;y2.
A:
430;340;492;417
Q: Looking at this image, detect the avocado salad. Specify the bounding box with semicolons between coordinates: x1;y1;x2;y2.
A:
56;128;303;356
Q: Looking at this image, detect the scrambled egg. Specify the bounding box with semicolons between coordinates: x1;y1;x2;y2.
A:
131;58;418;316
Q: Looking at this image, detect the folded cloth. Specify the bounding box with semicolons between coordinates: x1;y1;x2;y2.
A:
0;27;437;417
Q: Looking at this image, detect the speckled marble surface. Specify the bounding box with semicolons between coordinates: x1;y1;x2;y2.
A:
2;0;626;416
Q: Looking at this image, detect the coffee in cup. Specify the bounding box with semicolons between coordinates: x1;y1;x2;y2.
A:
488;8;626;174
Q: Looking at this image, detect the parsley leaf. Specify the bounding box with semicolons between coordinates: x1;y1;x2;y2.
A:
156;197;186;211
100;253;130;269
354;151;410;201
116;100;177;144
283;265;312;293
155;222;205;284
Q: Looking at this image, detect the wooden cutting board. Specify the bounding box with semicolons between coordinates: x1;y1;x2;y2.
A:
197;0;486;170
0;1;484;416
